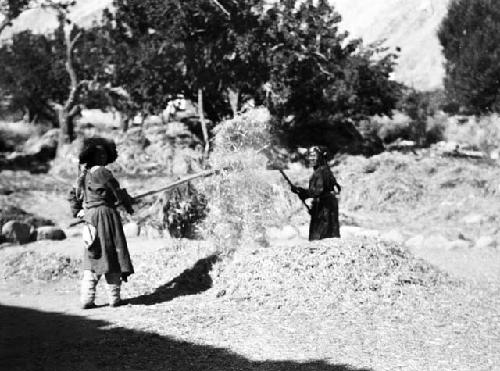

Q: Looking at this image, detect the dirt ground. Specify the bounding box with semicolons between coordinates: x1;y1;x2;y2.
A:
1;165;500;371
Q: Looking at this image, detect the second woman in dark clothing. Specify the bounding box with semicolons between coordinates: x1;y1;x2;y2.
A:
69;138;134;309
292;146;341;240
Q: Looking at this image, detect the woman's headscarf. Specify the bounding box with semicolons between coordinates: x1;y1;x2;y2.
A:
307;145;328;166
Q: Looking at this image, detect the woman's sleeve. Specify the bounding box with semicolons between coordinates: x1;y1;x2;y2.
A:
297;171;324;199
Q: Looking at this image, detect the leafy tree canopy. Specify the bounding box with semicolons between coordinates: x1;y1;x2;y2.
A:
101;0;400;151
439;0;500;114
0;19;112;125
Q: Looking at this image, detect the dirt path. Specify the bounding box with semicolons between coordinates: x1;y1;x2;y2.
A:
1;233;500;371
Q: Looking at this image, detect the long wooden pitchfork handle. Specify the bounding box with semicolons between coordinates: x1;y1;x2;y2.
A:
279;169;311;213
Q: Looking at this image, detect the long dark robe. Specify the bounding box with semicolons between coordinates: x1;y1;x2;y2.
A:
81;166;134;280
300;165;340;241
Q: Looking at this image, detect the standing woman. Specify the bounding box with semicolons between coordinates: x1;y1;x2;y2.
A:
69;138;134;309
292;146;341;240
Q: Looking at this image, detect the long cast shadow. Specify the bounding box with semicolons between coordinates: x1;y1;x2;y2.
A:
125;254;219;306
0;303;373;371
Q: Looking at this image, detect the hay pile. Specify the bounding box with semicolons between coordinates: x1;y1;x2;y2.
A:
212;236;459;311
199;108;297;251
0;251;80;282
336;151;500;214
336;152;425;212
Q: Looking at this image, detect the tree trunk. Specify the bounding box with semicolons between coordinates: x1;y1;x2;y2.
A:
198;88;210;167
120;113;130;133
58;107;75;144
228;88;239;118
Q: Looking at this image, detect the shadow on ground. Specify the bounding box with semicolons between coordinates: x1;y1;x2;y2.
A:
0;304;372;371
125;254;219;306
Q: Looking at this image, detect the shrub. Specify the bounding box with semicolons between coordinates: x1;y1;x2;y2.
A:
162;183;208;239
443;114;500;153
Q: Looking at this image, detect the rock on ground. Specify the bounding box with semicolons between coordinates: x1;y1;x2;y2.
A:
1;220;31;244
36;226;66;241
474;236;497;249
123;222;140;238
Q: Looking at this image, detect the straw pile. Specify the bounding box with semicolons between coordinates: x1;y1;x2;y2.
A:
0;250;80;282
212;235;460;311
336;151;500;214
199;108;297;251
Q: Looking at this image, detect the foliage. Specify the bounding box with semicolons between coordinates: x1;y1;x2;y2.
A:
395;87;446;145
0;0;33;33
0;31;60;123
443;114;500;153
0;20;113;126
438;0;500;114
162;182;208;239
100;0;400;153
262;1;400;151
100;0;267;121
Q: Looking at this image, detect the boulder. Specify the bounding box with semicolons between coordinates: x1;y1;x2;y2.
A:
265;225;298;241
474;236;497;249
23;128;59;160
424;234;450;249
123;222;140;238
1;221;31;244
298;225;309;239
446;240;472;251
405;234;425;249
142;225;163;239
381;229;406;244
462;214;485;225
36;226;66;241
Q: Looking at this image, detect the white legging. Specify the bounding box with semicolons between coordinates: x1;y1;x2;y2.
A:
81;270;121;306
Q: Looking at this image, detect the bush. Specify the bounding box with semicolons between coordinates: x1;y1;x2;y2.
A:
162;183;208;239
443;114;500;153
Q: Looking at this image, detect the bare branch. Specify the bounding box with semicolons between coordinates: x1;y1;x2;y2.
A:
209;0;230;18
316;62;334;78
68;30;82;52
68;104;82;118
64;28;83;108
0;17;10;34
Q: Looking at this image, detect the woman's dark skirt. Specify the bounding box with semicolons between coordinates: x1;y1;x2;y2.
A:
309;194;340;241
83;205;134;279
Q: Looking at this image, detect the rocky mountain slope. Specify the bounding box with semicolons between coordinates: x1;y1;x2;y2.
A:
2;0;450;91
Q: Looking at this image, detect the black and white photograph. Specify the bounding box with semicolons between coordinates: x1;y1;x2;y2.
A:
0;0;499;370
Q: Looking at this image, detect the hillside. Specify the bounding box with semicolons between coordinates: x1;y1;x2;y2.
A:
332;0;450;91
1;0;449;91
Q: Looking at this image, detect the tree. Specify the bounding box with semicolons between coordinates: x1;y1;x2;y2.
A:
101;0;267;119
0;14;113;143
0;31;61;122
0;0;74;35
101;0;269;156
438;0;500;114
261;0;400;151
0;0;32;34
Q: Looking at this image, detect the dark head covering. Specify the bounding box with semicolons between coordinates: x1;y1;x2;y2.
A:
308;145;328;166
78;137;118;166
